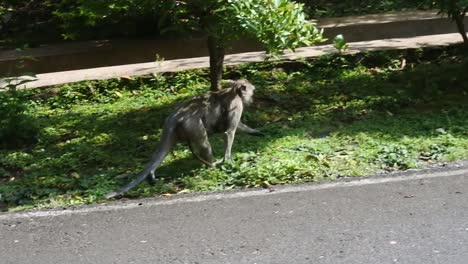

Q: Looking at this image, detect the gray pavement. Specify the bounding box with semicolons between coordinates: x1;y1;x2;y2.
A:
1;164;467;264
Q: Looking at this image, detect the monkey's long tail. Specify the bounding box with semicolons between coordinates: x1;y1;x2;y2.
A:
105;126;175;199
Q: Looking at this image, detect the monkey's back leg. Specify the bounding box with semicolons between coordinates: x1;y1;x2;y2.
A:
146;127;178;183
183;119;214;166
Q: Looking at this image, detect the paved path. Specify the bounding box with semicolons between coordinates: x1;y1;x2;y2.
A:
2;32;466;90
3;10;456;76
0;11;442;61
316;10;441;28
1;164;467;264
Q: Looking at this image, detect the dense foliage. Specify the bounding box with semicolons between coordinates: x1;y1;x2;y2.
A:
1;0;434;49
0;89;38;148
1;1;323;90
66;0;321;91
229;0;322;55
52;0;181;40
0;65;39;149
203;0;323;89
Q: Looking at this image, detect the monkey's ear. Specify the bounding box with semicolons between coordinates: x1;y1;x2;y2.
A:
237;84;248;96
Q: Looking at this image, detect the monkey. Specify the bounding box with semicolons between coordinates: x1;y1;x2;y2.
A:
105;79;262;199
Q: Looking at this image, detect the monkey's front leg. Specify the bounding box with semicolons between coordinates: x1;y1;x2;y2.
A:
214;130;236;166
223;130;236;161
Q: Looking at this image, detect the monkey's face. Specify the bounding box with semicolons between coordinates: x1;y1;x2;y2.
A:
238;80;255;106
242;89;254;105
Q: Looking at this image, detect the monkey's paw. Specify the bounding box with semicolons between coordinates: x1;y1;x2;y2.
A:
213;158;233;167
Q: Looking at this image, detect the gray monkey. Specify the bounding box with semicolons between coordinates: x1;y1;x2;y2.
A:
105;79;262;198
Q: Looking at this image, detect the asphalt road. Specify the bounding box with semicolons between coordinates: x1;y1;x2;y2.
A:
1;165;467;264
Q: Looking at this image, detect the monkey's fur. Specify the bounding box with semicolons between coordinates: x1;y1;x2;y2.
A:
105;79;261;199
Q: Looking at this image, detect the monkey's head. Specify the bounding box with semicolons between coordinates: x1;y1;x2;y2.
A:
235;79;255;105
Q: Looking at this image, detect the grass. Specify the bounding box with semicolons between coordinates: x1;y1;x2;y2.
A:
1;45;468;211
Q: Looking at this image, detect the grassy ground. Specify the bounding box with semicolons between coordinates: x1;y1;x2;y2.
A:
1;45;468;211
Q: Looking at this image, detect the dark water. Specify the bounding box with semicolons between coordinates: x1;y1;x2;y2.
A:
0;37;265;75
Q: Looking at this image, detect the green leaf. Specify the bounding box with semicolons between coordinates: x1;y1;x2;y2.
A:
333;34;348;53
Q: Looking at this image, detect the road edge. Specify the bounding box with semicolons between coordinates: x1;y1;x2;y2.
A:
1;160;467;220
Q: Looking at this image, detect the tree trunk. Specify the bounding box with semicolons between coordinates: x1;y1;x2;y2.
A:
207;35;225;91
453;12;468;46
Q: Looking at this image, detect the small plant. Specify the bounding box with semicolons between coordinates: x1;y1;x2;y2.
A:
333;34;349;53
1;67;38;148
0;89;38;148
420;143;450;161
376;145;416;170
0;44;40;148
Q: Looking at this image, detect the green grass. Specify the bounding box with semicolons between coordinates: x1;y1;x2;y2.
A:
1;45;468;211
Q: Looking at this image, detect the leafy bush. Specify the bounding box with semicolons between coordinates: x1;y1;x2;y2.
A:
229;0;323;55
1;69;39;148
1;0;436;49
52;0;179;40
0;90;38;148
376;145;416;170
0;0;59;47
0;152;33;172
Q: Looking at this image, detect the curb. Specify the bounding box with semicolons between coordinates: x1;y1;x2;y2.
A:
1;160;466;219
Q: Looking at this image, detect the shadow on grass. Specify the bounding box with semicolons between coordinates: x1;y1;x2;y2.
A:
244;48;468;139
1;47;468;210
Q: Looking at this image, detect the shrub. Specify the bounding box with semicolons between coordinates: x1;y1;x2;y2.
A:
0;90;38;148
